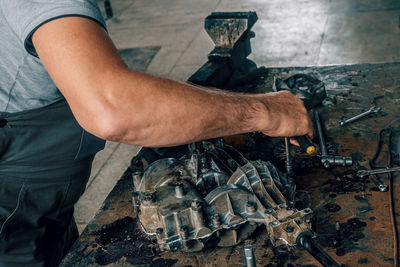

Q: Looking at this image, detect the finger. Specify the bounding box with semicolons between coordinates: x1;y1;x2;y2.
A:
289;138;299;146
308;126;315;140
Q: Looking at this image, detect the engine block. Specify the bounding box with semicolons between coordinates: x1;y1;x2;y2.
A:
131;140;313;252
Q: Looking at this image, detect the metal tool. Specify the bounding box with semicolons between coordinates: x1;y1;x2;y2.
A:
285;137;294;176
244;245;256;267
339;106;381;127
369;165;388;192
367;128;391;192
188;12;258;88
357;166;400;178
314;111;352;168
297;233;344;267
369;172;388;192
358;160;388;192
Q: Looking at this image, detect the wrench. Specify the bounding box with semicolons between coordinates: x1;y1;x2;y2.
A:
314;111;352;168
357;166;400;178
339;106;381;127
358;160;388;192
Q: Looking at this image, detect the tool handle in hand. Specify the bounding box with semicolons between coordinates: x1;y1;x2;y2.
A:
296;135;316;155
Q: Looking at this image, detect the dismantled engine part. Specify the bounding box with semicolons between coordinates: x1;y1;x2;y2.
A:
275;73;327;110
314;111;353;168
132;141;302;251
131;140;342;266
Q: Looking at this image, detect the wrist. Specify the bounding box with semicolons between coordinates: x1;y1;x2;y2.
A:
246;95;270;133
252;94;280;135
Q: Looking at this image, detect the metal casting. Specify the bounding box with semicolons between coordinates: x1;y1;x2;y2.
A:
131;140;312;253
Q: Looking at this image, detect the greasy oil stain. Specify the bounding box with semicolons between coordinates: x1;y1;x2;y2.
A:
295;191;312;210
316;218;367;257
354;195;369;203
264;242;300;266
93;216;161;265
357;205;373;214
323;203;341;212
320;175;367;194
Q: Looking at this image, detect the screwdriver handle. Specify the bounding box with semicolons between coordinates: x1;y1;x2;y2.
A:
296;135;317;155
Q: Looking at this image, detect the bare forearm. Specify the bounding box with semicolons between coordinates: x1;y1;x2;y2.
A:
98;69;266;146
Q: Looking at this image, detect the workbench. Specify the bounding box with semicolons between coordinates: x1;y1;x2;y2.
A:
62;62;400;267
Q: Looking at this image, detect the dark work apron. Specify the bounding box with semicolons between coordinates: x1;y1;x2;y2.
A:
0;99;105;266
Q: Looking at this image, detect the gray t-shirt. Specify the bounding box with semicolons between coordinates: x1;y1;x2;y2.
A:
0;0;106;113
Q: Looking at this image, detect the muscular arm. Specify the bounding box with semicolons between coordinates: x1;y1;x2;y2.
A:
32;17;313;147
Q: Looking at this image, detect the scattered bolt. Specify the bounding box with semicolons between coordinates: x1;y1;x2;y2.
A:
378;184;389;192
335;221;340;232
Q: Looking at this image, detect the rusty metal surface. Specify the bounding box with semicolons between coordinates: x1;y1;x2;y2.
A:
63;62;400;266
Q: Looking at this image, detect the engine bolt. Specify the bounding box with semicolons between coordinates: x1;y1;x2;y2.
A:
212;214;221;227
270;221;279;226
264;208;273;215
179;226;189;240
286;201;294;210
175;184;185;198
142;192;154;204
285;226;294;233
156;228;164;239
246;201;256;214
191;200;202;210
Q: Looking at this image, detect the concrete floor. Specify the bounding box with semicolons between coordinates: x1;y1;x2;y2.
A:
74;0;400;233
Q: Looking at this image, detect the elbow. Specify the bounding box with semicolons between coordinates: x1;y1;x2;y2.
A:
69;72;147;144
91;118;124;142
88;110;128;142
83;106;145;145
